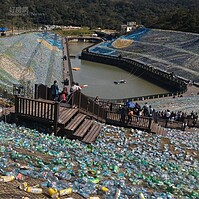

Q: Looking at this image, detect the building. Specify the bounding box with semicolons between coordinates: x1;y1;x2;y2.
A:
121;21;137;32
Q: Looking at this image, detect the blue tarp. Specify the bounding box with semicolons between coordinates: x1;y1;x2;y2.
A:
120;27;149;41
126;101;136;108
0;27;8;32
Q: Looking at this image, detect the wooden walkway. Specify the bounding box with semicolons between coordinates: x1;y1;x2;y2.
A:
14;95;163;144
106;112;166;134
14;94;192;144
14;96;102;144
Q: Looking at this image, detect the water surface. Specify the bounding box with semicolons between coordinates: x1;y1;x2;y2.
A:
69;42;168;99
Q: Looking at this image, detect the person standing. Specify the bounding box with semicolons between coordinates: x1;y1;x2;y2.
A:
120;106;126;123
127;108;134;124
51;80;59;101
94;96;100;104
60;87;68;103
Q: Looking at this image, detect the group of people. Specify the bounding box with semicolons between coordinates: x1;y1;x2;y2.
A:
119;101;143;124
121;101;154;119
118;100;198;127
50;80;198;127
156;110;198;126
50;80;81;104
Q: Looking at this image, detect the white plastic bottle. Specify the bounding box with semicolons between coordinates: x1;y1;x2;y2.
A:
139;192;145;199
115;188;121;199
26;187;43;194
0;176;15;182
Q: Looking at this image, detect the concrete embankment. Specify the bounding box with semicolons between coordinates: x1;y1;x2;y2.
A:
80;49;188;102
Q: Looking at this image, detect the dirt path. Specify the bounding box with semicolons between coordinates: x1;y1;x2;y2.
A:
183;84;199;96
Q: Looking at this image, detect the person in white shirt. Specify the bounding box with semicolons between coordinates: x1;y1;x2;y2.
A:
70;81;81;93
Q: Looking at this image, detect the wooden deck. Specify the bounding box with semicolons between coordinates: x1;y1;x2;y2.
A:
14;96;103;144
14;95;191;144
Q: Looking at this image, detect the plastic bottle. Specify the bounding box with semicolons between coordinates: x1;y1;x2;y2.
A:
59;187;73;196
48;187;59;198
0;175;15;182
96;185;109;193
15;173;24;181
48;187;72;198
115;188;121;199
19;182;28;190
139;192;145;199
26;187;43;194
90;177;100;184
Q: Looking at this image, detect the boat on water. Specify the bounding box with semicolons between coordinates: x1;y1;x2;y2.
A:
114;80;126;84
72;67;81;71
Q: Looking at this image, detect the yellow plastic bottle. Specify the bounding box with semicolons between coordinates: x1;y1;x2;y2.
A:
59;187;73;196
48;188;59;198
19;182;28;190
26;187;43;194
96;185;109;193
0;176;15;182
101;186;109;192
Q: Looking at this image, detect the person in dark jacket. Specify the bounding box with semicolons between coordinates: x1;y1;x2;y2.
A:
51;80;59;101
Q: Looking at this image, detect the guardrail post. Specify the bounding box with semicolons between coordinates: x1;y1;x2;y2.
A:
148;117;152;132
54;102;59;136
93;102;95;116
97;105;100;121
165;120;168;128
86;99;90;112
34;84;38;99
78;91;81;108
14;95;19;123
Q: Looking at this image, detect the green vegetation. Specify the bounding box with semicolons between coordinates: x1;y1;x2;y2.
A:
54;27;94;36
0;0;199;33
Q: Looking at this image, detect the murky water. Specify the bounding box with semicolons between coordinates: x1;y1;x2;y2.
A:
69;42;168;99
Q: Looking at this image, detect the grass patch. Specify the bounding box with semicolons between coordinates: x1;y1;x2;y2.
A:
54;27;94;36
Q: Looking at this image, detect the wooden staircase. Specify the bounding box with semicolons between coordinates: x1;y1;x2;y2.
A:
58;107;102;144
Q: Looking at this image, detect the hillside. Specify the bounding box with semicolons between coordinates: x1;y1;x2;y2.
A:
89;27;199;83
1;0;199;33
0;32;63;93
0;84;199;197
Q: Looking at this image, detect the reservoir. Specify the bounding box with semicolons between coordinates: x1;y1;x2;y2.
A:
69;42;168;99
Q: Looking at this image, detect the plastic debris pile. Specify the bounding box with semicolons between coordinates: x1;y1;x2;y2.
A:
138;95;199;114
89;27;199;83
0;32;63;91
0;121;198;198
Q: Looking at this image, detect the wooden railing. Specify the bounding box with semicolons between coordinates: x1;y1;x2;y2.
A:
157;119;184;129
15;94;196;135
34;84;107;122
72;90;107;122
157;118;199;129
15;95;60;133
64;37;74;84
106;111;152;130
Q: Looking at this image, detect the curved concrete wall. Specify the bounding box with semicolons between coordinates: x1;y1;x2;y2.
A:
80;50;187;98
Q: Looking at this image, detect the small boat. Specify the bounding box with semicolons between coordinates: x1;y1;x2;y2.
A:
72;67;81;71
80;84;88;88
114;80;126;84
